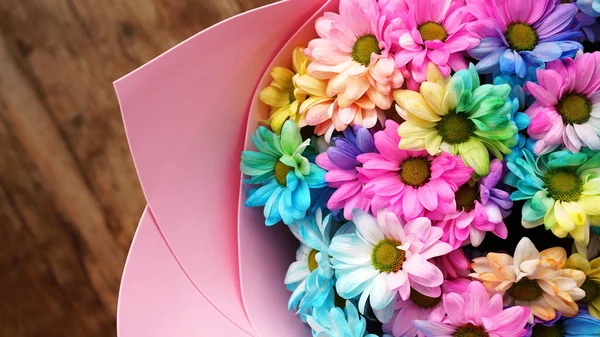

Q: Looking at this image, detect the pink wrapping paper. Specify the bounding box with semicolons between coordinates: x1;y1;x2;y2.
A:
115;0;338;336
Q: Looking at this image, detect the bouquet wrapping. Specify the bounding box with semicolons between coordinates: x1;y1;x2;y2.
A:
116;0;600;336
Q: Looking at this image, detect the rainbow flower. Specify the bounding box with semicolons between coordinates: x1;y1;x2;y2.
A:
305;0;404;111
241;121;326;225
467;0;582;78
359;120;473;220
382;0;479;88
395;63;517;176
505;149;600;247
565;253;600;319
526;53;600;154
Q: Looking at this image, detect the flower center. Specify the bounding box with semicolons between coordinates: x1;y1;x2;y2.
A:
410;288;441;308
418;21;448;42
399;157;431;188
506;23;538;52
274;161;293;186
543;168;583;202
532;321;565;337
454;324;489;337
508;278;543;301
455;184;480;212
352;35;381;66
371;239;405;273
308;249;319;272
580;278;600;304
436;112;475;144
557;93;592;124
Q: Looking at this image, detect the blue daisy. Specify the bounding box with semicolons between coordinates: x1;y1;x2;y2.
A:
306;300;385;337
241;120;326;226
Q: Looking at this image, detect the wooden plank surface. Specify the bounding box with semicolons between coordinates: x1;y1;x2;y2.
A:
0;0;275;335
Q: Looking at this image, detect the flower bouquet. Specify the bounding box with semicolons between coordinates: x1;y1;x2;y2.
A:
115;0;600;336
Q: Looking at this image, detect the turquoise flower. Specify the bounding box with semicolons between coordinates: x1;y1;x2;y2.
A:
493;75;533;161
527;312;600;337
241;120;326;226
285;209;337;319
307;300;383;337
505;149;600;247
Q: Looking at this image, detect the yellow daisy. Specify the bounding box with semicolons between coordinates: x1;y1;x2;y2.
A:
259;47;310;133
565;253;600;319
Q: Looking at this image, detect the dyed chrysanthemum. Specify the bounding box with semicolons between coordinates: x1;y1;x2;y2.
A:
296;67;384;142
471;237;585;322
259;47;311;133
493;75;534;161
413;281;531;337
241;121;327;226
434;248;471;280
505;149;600;247
395;63;518;176
315;126;378;220
430;159;511;249
565;253;600;318
307;300;382;337
467;0;582;78
524;311;600;337
384;0;479;88
526;53;600;154
565;0;600;43
285;209;336;318
305;0;404;111
329;209;452;323
359;120;473;220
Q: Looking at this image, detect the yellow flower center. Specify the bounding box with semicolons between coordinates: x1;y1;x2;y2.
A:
557;93;592;125
399;157;432;188
506;23;538;52
436;112;476;144
543;168;583;202
455;184;480;212
508;278;543;301
353;35;382;66
532;321;565;337
410;288;442;308
308;249;319;272
418;21;448;42
581;278;600;304
371;239;405;273
454;324;489;337
274;161;293;186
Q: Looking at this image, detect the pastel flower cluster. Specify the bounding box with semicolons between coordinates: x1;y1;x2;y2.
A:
240;0;600;336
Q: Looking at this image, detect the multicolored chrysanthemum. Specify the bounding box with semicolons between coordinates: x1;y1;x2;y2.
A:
329;209;452;323
395;63;517;176
413;281;531;337
306;300;383;337
315;126;378;219
241;121;327;225
305;0;404;111
382;0;479;88
526;53;600;154
467;0;582;78
430;159;511;249
565;253;600;318
505;149;600;247
471;238;585;322
359;120;473;219
524;311;600;337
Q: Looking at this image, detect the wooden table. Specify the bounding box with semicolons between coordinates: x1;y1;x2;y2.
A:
0;1;274;335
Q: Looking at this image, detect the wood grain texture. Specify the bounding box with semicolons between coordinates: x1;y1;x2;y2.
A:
0;0;275;335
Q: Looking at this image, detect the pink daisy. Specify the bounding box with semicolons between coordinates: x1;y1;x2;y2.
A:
526;52;600;154
305;0;404;111
383;280;469;337
358;120;473;220
428;159;511;249
383;0;479;89
414;281;531;337
434;248;471;280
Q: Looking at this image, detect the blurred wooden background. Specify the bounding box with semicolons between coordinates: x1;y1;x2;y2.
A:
0;0;274;336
